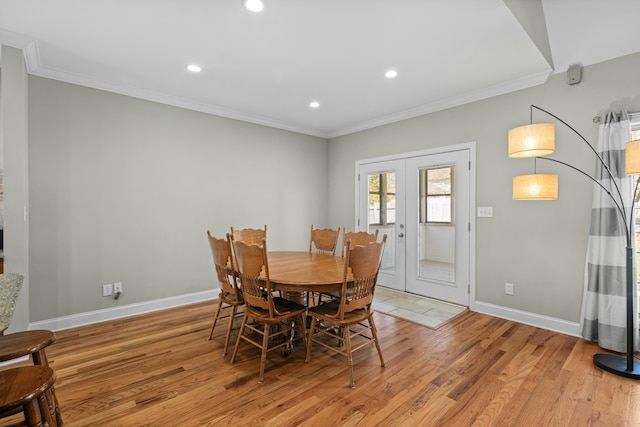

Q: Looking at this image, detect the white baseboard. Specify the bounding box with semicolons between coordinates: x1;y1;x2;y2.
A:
474;301;580;337
25;291;580;339
29;289;219;332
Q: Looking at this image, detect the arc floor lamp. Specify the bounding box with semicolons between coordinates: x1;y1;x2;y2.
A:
508;105;640;379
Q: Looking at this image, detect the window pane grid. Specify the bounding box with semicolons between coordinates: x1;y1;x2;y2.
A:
420;166;454;224
368;172;396;226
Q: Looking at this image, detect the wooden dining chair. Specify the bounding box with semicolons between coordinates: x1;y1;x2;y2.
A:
230;225;267;246
341;228;379;257
306;235;387;388
320;228;379;303
309;224;341;255
206;231;245;356
302;224;342;305
230;238;307;384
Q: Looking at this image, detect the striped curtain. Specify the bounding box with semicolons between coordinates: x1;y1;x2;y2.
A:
580;111;639;352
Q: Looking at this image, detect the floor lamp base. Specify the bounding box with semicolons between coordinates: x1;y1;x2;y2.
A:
593;354;640;380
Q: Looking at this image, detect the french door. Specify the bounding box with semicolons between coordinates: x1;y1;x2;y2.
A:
358;159;406;290
357;146;473;306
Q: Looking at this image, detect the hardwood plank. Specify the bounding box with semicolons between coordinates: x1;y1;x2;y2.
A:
2;300;639;426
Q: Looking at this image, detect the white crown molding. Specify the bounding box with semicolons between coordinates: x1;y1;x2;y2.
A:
326;69;553;138
0;29;34;49
28;289;217;332
0;26;328;138
22;40;40;74
26;59;553;140
28;61;331;138
2;28;552;139
0;30;38;74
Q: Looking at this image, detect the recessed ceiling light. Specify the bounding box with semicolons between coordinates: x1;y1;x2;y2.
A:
244;0;264;12
187;64;202;73
385;69;398;79
309;101;320;108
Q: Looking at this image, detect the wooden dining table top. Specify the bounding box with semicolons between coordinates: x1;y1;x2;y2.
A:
266;251;347;292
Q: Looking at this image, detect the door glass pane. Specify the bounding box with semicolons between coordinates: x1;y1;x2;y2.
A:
418;166;455;282
369;171;395;273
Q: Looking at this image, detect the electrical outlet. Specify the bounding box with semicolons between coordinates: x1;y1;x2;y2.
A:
102;283;113;297
505;282;514;296
114;282;123;294
477;207;494;217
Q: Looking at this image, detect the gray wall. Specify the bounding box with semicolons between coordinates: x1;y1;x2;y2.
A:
327;52;640;323
18;50;640;326
28;77;328;321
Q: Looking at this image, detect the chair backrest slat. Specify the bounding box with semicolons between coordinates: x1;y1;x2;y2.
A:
232;238;272;314
341;229;379;257
339;235;387;317
230;225;267;246
309;224;341;255
206;231;241;299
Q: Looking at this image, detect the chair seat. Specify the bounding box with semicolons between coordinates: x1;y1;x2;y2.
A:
309;301;371;325
245;297;306;321
219;291;243;305
321;287;353;299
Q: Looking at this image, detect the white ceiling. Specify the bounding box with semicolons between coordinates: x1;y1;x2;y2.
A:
1;0;639;138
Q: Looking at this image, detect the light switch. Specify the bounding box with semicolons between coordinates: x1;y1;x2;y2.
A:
477;207;493;217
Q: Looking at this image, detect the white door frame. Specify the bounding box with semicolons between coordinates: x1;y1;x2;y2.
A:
354;142;477;310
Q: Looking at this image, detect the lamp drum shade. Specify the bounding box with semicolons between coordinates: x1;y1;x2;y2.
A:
626;140;640;176
513;174;558;200
508;123;555;158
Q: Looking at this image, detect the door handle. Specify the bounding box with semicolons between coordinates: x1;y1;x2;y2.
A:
398;233;404;238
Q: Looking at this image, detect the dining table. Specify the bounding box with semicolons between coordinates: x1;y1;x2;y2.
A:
266;251;347;295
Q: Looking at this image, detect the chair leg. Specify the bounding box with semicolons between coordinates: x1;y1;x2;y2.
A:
38;392;55;427
305;316;318;362
33;350;64;427
208;300;224;340
23;398;44;427
297;313;307;349
258;323;270;384
230;315;248;363
222;305;237;356
368;316;385;368
344;327;355;389
40;388;58;427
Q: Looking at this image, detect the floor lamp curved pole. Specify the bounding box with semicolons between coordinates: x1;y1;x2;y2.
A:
508;104;640;379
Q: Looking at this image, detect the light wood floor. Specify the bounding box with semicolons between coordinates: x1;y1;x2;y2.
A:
4;301;640;426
